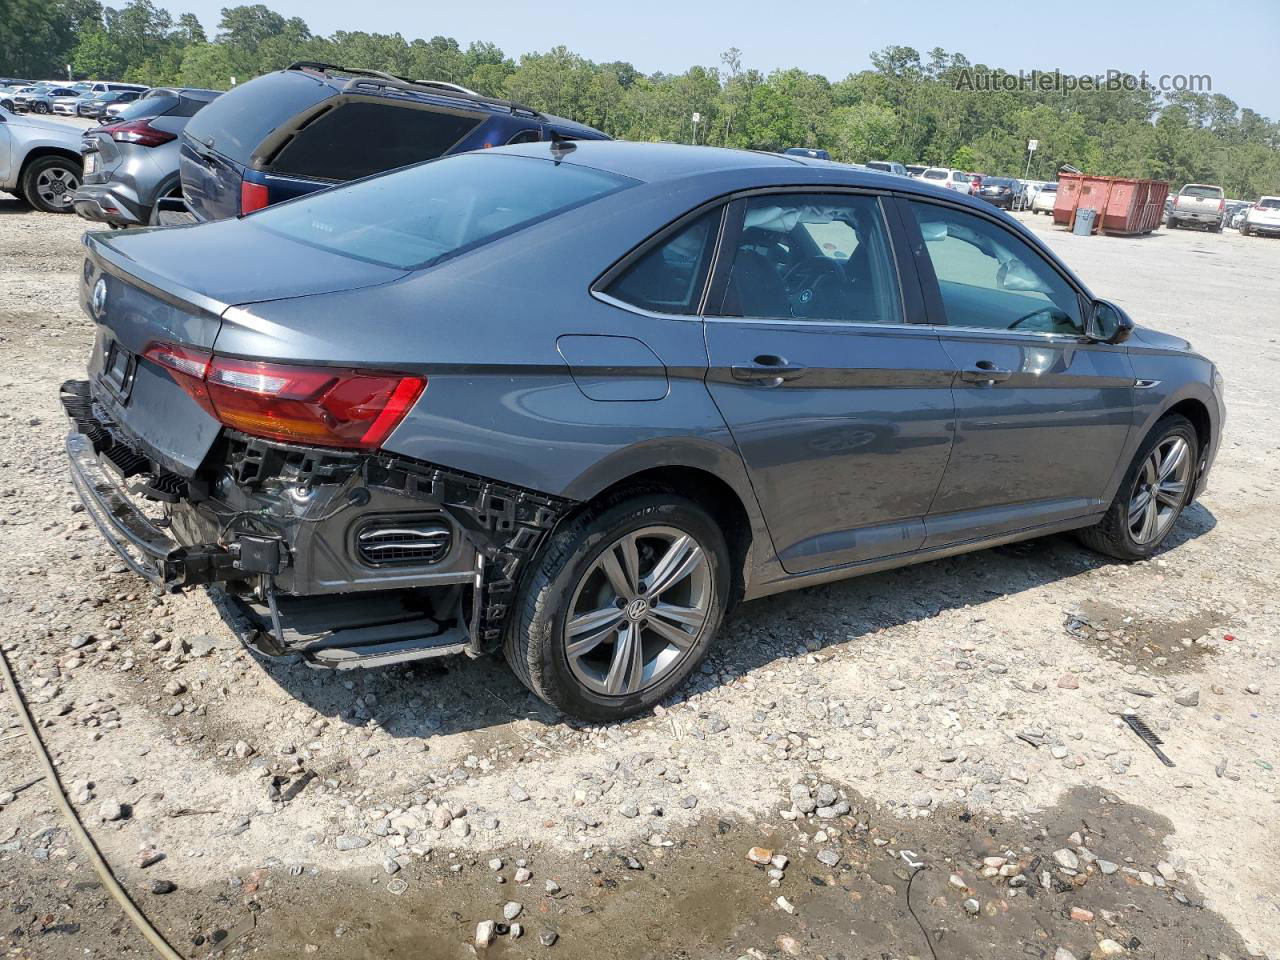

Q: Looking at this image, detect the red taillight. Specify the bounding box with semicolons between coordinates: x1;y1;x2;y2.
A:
239;181;269;215
144;343;425;450
1218;199;1225;211
104;119;176;147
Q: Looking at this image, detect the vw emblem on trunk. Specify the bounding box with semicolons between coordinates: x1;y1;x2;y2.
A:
91;278;108;319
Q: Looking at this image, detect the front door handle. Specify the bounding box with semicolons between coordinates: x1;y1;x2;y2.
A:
960;361;1012;383
731;355;808;385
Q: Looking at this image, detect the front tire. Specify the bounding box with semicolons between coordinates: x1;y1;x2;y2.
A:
21;156;81;213
505;491;730;722
1077;415;1198;561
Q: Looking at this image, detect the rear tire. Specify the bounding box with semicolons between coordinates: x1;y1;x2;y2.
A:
505;491;729;722
1077;415;1198;561
21;156;81;213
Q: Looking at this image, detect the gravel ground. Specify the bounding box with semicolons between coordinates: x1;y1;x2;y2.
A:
1;198;1277;960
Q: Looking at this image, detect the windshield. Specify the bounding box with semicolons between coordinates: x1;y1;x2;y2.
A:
984;177;1015;187
1182;185;1223;198
924;169;947;180
1258;198;1280;209
250;152;634;270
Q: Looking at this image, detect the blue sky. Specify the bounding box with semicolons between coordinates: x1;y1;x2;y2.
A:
180;0;1280;118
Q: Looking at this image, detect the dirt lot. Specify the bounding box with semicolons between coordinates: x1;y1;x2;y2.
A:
1;196;1277;960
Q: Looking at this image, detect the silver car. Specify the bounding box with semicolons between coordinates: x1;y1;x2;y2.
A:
16;84;81;114
74;88;220;227
0;103;85;211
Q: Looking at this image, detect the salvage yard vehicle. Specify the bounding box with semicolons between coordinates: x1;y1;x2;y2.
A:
63;141;1225;721
0;103;86;212
1031;181;1058;214
73;88;221;228
922;166;972;193
1167;183;1226;231
976;175;1018;209
175;61;610;223
1240;196;1280;236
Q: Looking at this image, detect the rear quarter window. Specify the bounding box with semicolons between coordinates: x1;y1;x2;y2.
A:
268;101;483;182
184;71;332;164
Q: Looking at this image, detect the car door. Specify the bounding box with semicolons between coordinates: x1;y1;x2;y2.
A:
703;191;956;574
896;197;1135;547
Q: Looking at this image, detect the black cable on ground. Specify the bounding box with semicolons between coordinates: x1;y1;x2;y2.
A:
0;645;187;960
906;864;941;960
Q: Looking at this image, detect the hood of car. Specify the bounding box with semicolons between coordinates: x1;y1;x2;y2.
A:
7;112;81;138
1131;326;1192;353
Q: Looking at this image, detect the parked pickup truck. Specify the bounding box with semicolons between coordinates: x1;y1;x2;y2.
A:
1167;183;1225;232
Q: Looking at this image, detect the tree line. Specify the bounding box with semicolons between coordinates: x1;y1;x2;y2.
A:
5;0;1279;198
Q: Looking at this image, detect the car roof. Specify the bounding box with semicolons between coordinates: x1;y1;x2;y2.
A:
491;140;998;211
497;139;803;182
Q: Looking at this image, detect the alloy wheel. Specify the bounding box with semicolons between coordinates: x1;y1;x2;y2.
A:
564;525;712;697
1128;435;1191;544
35;166;79;209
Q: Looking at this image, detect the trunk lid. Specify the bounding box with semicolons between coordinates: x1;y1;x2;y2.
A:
82;222;407;473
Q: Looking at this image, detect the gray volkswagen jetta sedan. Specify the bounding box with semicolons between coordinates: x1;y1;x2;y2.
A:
62;140;1225;721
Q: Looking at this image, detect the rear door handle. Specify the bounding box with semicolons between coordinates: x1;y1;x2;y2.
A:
960;361;1012;383
731;355;807;385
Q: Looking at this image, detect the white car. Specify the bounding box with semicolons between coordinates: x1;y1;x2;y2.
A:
1241;196;1280;237
1031;182;1059;215
921;167;973;193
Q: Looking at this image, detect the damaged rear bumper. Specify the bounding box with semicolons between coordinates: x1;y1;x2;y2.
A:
61;378;571;668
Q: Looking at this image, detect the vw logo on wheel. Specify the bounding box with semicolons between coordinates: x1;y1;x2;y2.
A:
798;288;813;303
626;597;650;621
91;278;108;319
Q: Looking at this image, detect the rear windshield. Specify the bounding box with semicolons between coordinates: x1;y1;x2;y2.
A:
923;169;947;180
249;152;634;270
268;101;482;182
1043;183;1058;192
115;95;178;121
1181;185;1223;198
984;177;1015;186
1258;198;1280;209
185;71;331;163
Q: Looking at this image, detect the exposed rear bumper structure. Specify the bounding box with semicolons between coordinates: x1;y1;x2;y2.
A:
61;378;571;669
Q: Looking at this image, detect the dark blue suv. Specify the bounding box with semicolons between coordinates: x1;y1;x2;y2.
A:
178;62;610;222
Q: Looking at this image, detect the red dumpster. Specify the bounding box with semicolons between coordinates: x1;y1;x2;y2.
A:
1053;174;1169;235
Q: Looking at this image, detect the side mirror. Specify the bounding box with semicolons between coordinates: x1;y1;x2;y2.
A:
1092;299;1134;344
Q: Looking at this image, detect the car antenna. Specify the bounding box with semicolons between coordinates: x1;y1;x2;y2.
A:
549;130;576;163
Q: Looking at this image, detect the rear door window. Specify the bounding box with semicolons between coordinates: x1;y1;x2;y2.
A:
604;209;722;315
269;101;483;182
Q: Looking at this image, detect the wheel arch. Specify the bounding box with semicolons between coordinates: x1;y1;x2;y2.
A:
1164;396;1212;459
18;146;83;181
558;442;770;609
